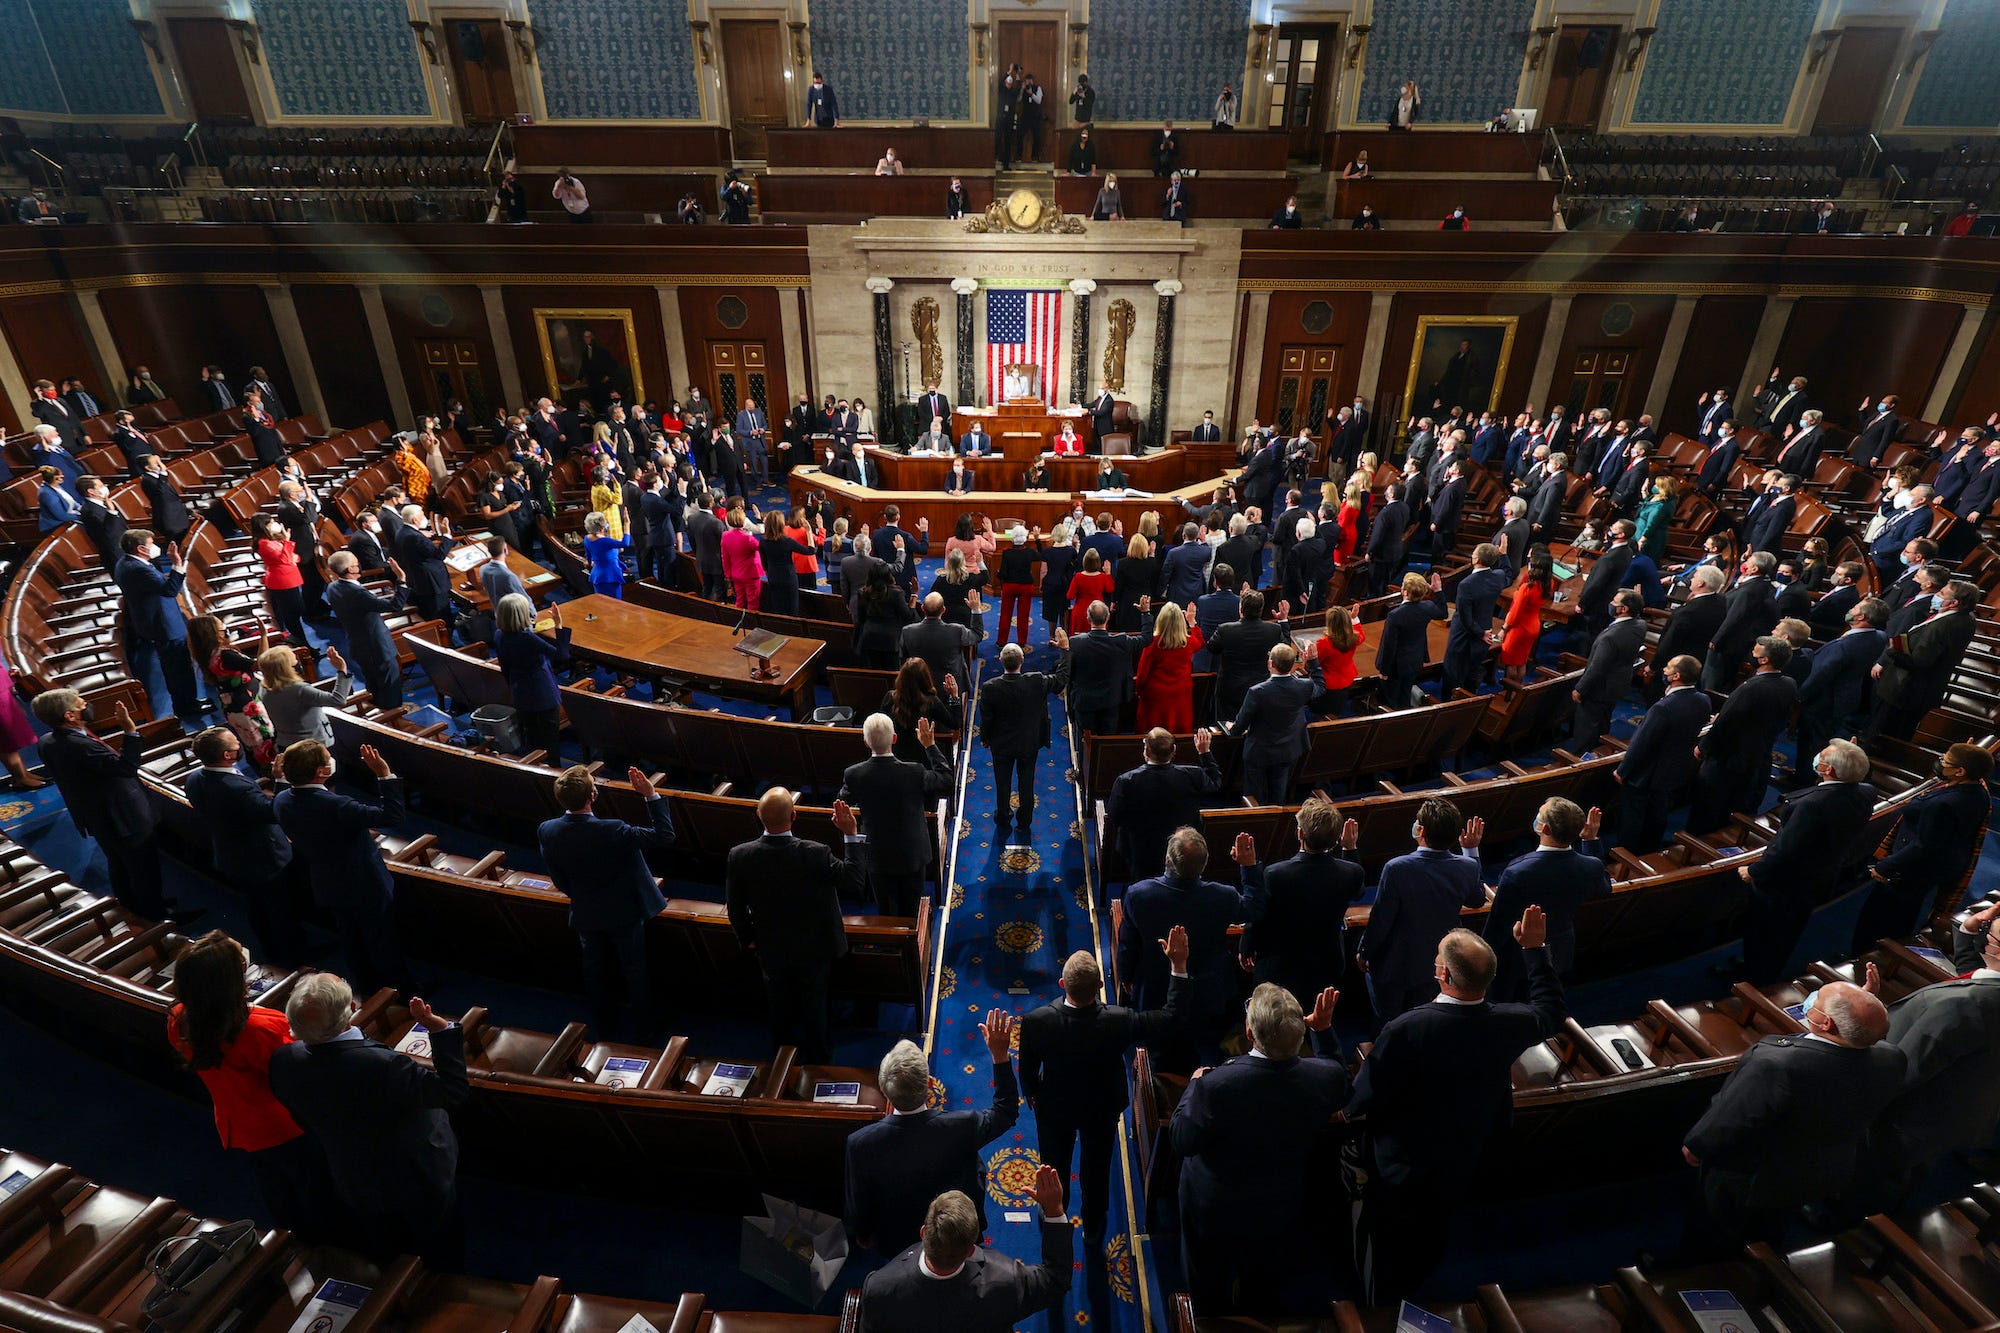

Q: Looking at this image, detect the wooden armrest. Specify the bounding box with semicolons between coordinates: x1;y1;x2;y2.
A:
465;851;507;879
641;1035;690;1091
389;833;439;863
1646;999;1722;1058
529;1022;590;1080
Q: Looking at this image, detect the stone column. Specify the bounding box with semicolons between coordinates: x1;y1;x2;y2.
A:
1737;296;1797;407
0;319;33;429
1643;295;1699;427
1924;302;1988;424
1235;290;1272;434
1353;289;1397;415
70;291;126;409
866;277;897;446
952;278;977;408
1068;278;1095;413
1148;279;1182;451
480;285;524;409
1526;294;1574;414
358;284;415;429
658;285;693;399
260;282;329;425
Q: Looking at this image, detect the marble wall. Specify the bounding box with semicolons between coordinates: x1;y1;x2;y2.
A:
1904;0;2000;129
1629;0;1820;125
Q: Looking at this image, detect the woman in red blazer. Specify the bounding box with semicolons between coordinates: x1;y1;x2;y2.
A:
1135;602;1205;734
165;931;326;1231
255;516;310;648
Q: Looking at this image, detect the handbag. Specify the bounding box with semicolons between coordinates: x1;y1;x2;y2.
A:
139;1219;260;1331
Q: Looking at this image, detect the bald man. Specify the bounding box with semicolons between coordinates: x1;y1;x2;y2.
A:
900;590;976;696
725;789;867;1063
1682;979;1906;1250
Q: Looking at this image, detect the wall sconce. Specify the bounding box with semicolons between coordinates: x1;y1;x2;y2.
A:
1905;28;1940;75
409;20;439;65
1249;23;1273;70
503;19;535;59
1806;29;1840;74
971;23;988;68
1070;23;1088;70
788;21;809;68
689;20;712;67
129;19;162;61
1528;25;1557;71
1623;26;1656;72
1346;24;1370;71
222;17;260;64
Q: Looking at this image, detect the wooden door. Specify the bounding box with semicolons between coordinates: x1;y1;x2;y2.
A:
1267;346;1338;441
1544;25;1617;131
703;342;775;426
997;17;1062;157
417;340;494;431
1268;24;1338;161
1561;347;1635;425
166;18;257;123
1811;27;1904;133
443;19;517;123
721;19;788;161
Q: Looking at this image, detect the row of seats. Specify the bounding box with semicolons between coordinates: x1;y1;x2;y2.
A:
216;154;488;191
1567;200;1871;233
1559;133;1871;173
194;192;489;226
201;125;495;162
1564;160;1846;200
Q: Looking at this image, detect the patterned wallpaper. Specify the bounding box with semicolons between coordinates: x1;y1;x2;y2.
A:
1357;0;1535;127
533;0;702;121
36;0;162;118
249;0;431;118
1629;0;1819;125
1087;0;1250;123
1905;0;2000;128
807;0;967;122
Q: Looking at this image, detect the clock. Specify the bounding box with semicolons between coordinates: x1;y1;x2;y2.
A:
1004;188;1044;231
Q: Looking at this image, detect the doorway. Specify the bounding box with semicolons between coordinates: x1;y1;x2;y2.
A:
166;18;258;123
417;340;493;432
720;18;789;161
996;18;1062;160
442;19;518;122
1268;24;1338;161
1811;27;1904;134
1562;347;1635;424
1268;345;1338;441
702;342;776;425
1544;24;1618;131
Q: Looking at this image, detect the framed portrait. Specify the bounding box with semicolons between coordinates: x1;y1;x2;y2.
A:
1402;315;1517;418
533;308;644;413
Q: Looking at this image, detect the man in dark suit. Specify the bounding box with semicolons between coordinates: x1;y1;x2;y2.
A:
1867;579;1978;742
273;480;327;617
1852;743;1994;951
1443;543;1507;694
1615;653;1710;851
846;1013;1020;1256
1428;459;1468;555
1020;927;1189;1243
1695;388;1733;443
1650;566;1726;698
872;506;929;595
727;788;866;1063
1774;410;1827;479
980;643;1067;839
393;506;455;635
1360;481;1409;593
857;1165;1070;1332
686;497;726;600
76;477;126;568
1360;797;1489;1024
1568;588;1646;752
1606;440;1652;515
1232;642;1319;806
1756;374;1812;434
1575;522;1636;642
839;712;951;917
1348;906;1567;1303
32;693;171;921
323;551;406;708
1527;456;1569;543
839;533;886;618
1172;982;1349;1314
1376;571;1447;710
1087;381;1117;443
108;410;155;477
1682;975;1904;1250
268;974;469;1266
1796;596;1888;774
186;726;300;964
29;380;83;449
1804;560;1864;637
914;384;952;433
1106;727;1223;881
274;739;408;994
1118;829;1258;1064
200;364;235;412
1205;590;1286;719
900;593;976;697
1482;800;1608;1001
1702;551;1779;690
1687;635;1798;834
1240;795;1365;1007
1191;410;1223;442
525;397;566;458
139;455;189;547
538;764;677;1041
1694;423;1741;498
29;423;83;487
1951;434;2000;526
1059;600;1148;737
1851;395;1902;469
241;366;286;419
1741;471;1797;556
114;529;204;721
956;421;992;456
244;391;284;466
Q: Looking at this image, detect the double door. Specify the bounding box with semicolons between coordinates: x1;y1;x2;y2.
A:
1561;346;1634;424
721;19;789;160
1268;344;1338;441
701;341;775;427
418;339;493;428
1268;24;1338;160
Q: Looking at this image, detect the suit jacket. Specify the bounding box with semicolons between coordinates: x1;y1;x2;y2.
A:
1876;609;1975;714
43;726;156;843
1705;670;1798;776
1685;1034;1906;1208
1171;1037;1351;1237
1761;387;1812;434
858;1215;1069;1333
1870;924;2000;1165
1483;846;1608;993
1578;544;1635;619
1852;408;1901;469
267;1027;468;1221
899;615;975;694
845;1059;1020;1252
1608;459;1651;514
1799;628;1886;722
1655;592;1726;671
1367;498;1411;566
1346;947;1566;1184
202;378;235;411
838;751;950;873
325;578;404;678
1066;627;1148;714
394;524;451;608
1359;847;1487;1001
537;800;674;932
914;390;952;426
31;395;82;447
273;781;406;911
110;425;155;476
1207;619;1286;718
1240;849;1364;1003
1376;595;1447;681
1528;471;1568;534
1618;686;1710;791
1117;871;1252;1020
1804;583;1860;637
1429;476;1467;543
1192;421;1223;442
35;481;76;531
1577;615;1646;706
1448;565;1508;662
115;552;188;642
726;832;862;969
141;471;189;537
1106;756;1223;878
957;430;993;457
1956;457;2000;520
1870;503;1938;564
979;668;1062;757
247;378;287;420
1696;439;1741;493
1233;673;1317;768
1020;975;1186;1119
1698;397;1735;442
1875;780;1990;889
185;766;292;887
1711;576;1777;658
82;500;125;561
1742;492;1796;555
1774;428;1824;480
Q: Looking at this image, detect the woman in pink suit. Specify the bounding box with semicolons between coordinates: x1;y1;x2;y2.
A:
1134;602;1203;734
719;505;765;611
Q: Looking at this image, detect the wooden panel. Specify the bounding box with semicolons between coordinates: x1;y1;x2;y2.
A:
1054;128;1290;174
1053;174;1296;221
1321;129;1544;174
678;287;788;418
1947;309;2000;424
0;295;96;411
1543;25;1616;132
765;128;999;171
997;19;1063;143
291;284;392;428
1776;296;1959;426
1812;26;1904;134
720;19;788;162
94;285;297;418
755;174;994;222
380;285;495;420
1333;177;1560;224
443;18;518;122
517;172;722;223
1664;296;1765;437
1379;292;1551;422
1552;293;1676;418
511;126;734;170
166;18;256;124
1256;291;1374;430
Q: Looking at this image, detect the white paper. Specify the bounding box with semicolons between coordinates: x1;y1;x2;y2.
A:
286;1279;370;1333
1680;1290;1756;1332
444;546;487;573
1910;946;1951;967
702;1063;757;1097
1395;1302;1452;1333
394;1028;434;1059
614;1316;660;1333
1003;1210;1033;1223
812;1081;861;1105
599;1057;650;1090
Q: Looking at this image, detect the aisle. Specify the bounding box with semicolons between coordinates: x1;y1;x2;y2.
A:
925;612;1158;1332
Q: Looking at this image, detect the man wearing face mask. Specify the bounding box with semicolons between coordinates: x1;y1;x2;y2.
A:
1686;633;1796;835
393;504;456;636
1731;739;1878;981
1351;204;1381;230
1850;743;1994;953
115;528;206;722
1868;578;1979;742
1796;597;1887;777
1436;206;1470;231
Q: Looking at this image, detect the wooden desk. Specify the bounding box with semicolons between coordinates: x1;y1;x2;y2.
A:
790;470;1239;536
1292;619;1451;677
513;125;733;170
765;127;996;171
449;545;563;612
1054;174;1298;223
548;594;826;720
1321;129;1545;175
1335;177;1561;226
950;404;1094;459
1056;128;1289;174
860;446;1208;494
755;174;994;223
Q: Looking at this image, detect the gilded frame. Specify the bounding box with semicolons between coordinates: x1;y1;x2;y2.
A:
1402;314;1517;417
533;306;645;410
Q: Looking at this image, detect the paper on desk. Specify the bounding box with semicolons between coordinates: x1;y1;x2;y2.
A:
1679;1290;1756;1332
444;546;487;573
599;1056;650;1089
286;1279;370;1333
812;1081;861;1105
703;1063;757;1097
614;1317;660;1333
394;1028;434;1059
1395;1302;1453;1333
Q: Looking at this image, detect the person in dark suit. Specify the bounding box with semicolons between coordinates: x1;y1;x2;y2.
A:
1191;410;1223;442
1682;977;1904;1251
1741;472;1797;556
1428;459;1467;555
29;380;83;448
185;726;300;964
1198;585;1280;720
900;593;977;697
1568;588;1646;753
1694;425;1741;498
1695;388;1733;443
1442;543;1507;694
538;764;677;1042
1774;411;1827;480
244;367;287;420
200;364;236;412
1615;654;1710;852
1851;742;1994;951
846;1013;1020;1256
1239;795;1364;1007
1804;561;1864;637
1087;382;1117;442
1575;522;1636;642
872;506;930;595
980;644;1068;839
1482;799;1607;1001
139;454;190;547
273;739;407;994
1020;926;1189;1244
74;476;124;565
1526;454;1569;543
244;391;284;466
1106;727;1223;882
1172;982;1349;1314
1687;635;1798;835
1702;551;1778;691
1118;829;1258;1064
1870;491;1940;589
268;974;469;1266
914;384;951;430
1360;797;1489;1024
1796;596;1888;775
1360;482;1410;594
1867;580;1978;742
727;788;867;1063
1851;395;1902;470
838;712;951;917
392;505;455;635
1348;906;1567;1303
1232;641;1319;805
1161;172;1190;224
857;1164;1070;1333
274;480;327;617
32;693;171;920
1059;600;1149;736
108;411;155;477
1376;571;1447;711
1606;441;1652;516
322;552;406;708
114;529;204;721
1734;740;1880;982
1756;374;1812;434
1860;898;2000;1208
1650;568;1726;700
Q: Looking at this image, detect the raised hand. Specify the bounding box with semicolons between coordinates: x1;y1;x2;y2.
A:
981;1008;1016;1062
113;701;137;733
1341;818;1360;850
1513;903;1547;949
1230;831;1257;868
1863;960;1882;995
832;798;858;837
408;996;448;1033
628;766;657;800
1581;806;1603;840
1054;628;1071;651
1194;726;1212;754
550;602;564;629
916;717;936;749
358;744;393;779
1460;815;1485;850
1306;987;1339;1031
1032;1162;1064;1217
386;557;406;583
1161;923;1189;973
324;646;347;675
941;674;960;701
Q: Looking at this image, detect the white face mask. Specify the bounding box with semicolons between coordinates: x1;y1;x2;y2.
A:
323;759;336;781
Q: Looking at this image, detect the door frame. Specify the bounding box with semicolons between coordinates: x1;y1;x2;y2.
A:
1270;22;1341;162
156;4;266;126
992;15;1067;130
717;13;793;163
429;5;534;128
1804;21;1912;136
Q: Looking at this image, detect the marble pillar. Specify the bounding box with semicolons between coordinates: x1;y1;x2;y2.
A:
867;277;896;446
952;278;977;407
480;285;525;409
1924;302;1988;424
1149;279;1181;450
358;285;414;428
260;283;329;426
1069;278;1096;413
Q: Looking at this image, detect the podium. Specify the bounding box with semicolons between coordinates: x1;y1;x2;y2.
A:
951;398;1094;463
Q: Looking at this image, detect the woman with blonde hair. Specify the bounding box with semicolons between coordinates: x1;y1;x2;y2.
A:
1112;529;1160;631
1633;473;1679;561
1334;475;1367;564
1135;601;1203;733
929;546;989;638
1392;79;1422;130
257;643;350;752
589;464;624;541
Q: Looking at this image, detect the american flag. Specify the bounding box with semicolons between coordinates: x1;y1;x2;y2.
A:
985;288;1063;406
